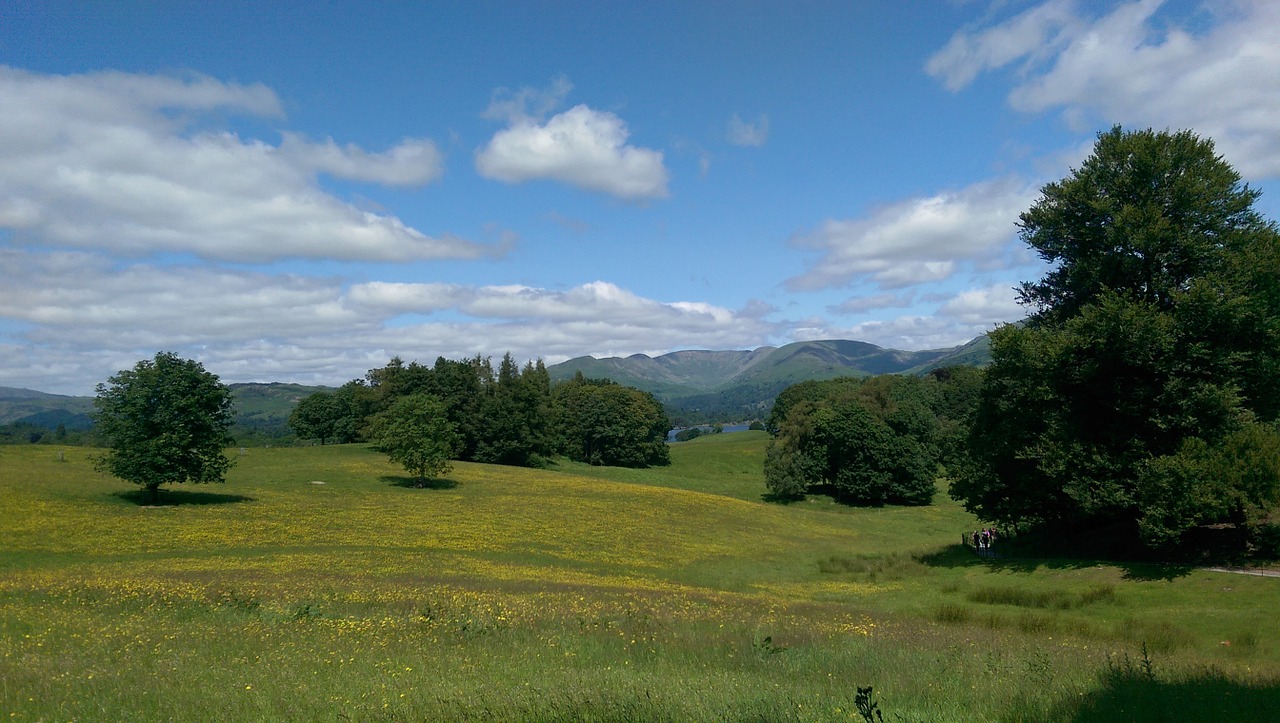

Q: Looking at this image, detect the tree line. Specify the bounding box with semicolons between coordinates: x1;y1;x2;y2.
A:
288;353;670;471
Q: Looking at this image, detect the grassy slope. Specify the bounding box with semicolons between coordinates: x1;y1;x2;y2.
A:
2;440;1277;721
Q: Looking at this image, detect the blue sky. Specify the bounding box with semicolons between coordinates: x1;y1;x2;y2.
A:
2;0;1279;395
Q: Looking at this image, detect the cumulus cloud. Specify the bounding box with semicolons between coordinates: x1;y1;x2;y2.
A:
727;114;770;147
927;0;1280;177
786;178;1037;291
475;78;669;200
0;66;494;262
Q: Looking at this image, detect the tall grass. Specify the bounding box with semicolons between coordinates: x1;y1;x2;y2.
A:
2;442;1278;720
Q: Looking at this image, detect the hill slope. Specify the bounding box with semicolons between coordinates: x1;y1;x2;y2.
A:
0;387;96;426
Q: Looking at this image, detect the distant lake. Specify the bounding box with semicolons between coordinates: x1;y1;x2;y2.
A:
667;424;750;441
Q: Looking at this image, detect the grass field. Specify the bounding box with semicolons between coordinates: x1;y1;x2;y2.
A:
2;433;1278;721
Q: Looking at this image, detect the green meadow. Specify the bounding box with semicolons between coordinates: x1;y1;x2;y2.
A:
2;433;1277;721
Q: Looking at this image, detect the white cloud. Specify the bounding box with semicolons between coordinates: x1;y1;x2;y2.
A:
929;0;1280;178
277;133;444;186
0;250;368;345
936;282;1025;325
786;178;1037;291
0;66;495;262
0;250;777;394
727;114;770;147
476;104;670;200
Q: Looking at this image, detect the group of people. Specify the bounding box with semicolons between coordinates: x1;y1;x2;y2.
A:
969;528;998;558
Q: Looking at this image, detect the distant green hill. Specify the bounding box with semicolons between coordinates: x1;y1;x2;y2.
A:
0;382;331;437
549;335;992;421
0;387;96;426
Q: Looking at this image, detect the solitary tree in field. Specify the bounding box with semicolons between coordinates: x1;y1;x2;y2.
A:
93;352;236;504
367;393;460;486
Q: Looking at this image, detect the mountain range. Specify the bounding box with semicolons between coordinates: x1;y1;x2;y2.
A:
0;336;990;430
547;335;991;421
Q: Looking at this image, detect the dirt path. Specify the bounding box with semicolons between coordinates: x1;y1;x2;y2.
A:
1202;566;1280;578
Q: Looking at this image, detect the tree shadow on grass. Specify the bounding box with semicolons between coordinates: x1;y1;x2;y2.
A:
917;544;1194;581
1038;666;1280;722
381;475;458;490
110;488;255;507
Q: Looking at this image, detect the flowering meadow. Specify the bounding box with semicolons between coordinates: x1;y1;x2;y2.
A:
2;436;1278;720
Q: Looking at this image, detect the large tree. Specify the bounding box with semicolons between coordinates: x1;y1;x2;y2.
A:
366;393;460;486
955;127;1280;552
93;352;236;503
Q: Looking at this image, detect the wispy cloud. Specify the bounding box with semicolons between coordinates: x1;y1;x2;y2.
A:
927;0;1280;177
727;114;770;147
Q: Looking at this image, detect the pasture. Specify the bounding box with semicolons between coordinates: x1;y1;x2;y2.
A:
2;433;1277;721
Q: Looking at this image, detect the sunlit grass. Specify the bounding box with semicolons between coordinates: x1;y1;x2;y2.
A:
2;442;1278;720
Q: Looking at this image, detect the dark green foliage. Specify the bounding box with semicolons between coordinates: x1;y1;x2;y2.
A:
474;355;551;467
958;127;1280;552
288;392;342;445
92;352;235;502
338;356;668;470
366;393;460;484
763;372;977;506
550;374;670;467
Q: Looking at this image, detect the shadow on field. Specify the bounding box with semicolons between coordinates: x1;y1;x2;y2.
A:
1041;667;1280;722
110;488;255;506
382;475;458;490
917;544;1194;581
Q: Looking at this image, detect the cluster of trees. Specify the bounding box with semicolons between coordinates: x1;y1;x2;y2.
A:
953;127;1280;553
289;354;670;474
763;367;982;505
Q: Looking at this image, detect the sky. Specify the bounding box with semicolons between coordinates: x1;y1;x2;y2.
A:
2;0;1279;396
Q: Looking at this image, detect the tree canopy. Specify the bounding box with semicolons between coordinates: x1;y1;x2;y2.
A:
954;127;1280;553
764;370;980;506
367;393;460;485
93;352;236;502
